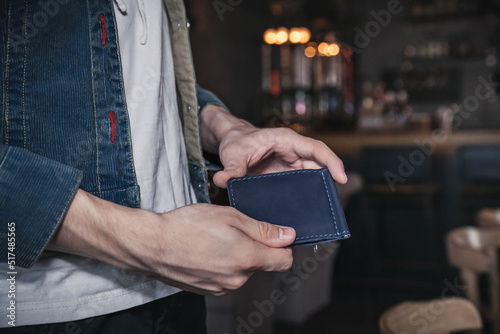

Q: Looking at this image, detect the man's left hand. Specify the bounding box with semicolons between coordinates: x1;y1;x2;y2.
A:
200;105;348;188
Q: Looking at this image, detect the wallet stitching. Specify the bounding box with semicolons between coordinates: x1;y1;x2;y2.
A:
228;169;319;183
296;232;350;240
228;183;236;207
320;169;340;235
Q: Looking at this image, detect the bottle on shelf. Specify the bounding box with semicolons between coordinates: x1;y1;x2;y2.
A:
260;27;356;132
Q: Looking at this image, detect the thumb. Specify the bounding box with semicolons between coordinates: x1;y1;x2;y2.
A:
239;219;296;248
213;160;248;188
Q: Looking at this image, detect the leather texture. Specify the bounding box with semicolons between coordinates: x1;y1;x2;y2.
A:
227;168;350;246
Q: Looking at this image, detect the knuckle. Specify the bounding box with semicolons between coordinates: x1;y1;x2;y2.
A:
277;127;296;138
220;205;236;215
281;253;294;271
212;290;228;297
224;276;248;291
234;252;259;272
218;205;241;221
312;139;328;152
276;250;294;272
330;155;345;170
257;221;274;240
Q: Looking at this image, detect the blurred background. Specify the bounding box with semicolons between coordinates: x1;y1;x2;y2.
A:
186;0;500;333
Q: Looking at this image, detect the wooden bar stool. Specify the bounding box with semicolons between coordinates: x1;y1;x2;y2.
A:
379;297;482;334
477;208;500;229
446;226;500;334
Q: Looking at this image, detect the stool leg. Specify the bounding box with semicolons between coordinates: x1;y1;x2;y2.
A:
488;248;500;334
460;270;480;309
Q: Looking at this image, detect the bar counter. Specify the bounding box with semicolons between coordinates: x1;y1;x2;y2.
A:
305;130;500;158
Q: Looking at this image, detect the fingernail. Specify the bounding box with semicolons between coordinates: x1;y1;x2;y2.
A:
344;172;348;182
279;227;294;240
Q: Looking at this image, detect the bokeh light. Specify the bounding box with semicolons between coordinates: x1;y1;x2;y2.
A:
298;28;311;44
318;42;329;56
304;46;317;58
263;29;276;44
275;27;289;45
327;43;340;56
289;28;302;44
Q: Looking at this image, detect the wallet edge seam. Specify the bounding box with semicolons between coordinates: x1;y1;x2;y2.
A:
320;169;340;235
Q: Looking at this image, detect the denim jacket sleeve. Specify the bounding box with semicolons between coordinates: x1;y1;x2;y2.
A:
0;145;83;268
196;84;228;113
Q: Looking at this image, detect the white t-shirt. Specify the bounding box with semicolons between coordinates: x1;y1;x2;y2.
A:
0;0;196;327
116;0;196;212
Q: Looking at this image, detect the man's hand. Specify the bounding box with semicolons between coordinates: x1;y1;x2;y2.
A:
200;105;348;188
48;190;295;296
48;105;345;296
151;204;294;295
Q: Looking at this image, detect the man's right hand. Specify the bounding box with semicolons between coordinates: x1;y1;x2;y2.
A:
48;189;295;295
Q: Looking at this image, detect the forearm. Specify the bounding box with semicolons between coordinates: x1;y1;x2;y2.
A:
47;189;159;273
200;105;255;154
47;189;295;295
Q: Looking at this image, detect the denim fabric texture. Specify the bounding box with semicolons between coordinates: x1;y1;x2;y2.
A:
0;0;225;268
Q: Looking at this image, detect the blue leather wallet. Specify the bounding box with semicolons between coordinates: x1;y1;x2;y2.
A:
227;168;350;246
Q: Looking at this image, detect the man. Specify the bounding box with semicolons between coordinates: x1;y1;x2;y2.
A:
0;0;347;332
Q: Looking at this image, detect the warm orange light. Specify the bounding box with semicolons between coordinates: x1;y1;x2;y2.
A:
290;123;303;133
318;42;329;56
327;43;340;56
275;27;289;45
263;29;277;44
289;28;302;44
299;28;311;44
304;46;316;58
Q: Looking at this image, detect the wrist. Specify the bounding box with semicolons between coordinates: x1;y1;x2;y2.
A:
200;105;254;154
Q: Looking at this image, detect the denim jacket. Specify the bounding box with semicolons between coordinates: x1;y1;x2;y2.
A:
0;0;226;268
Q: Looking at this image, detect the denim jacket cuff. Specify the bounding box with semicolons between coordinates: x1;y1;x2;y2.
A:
0;145;83;268
196;84;228;114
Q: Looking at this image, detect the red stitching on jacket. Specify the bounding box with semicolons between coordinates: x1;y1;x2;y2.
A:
99;14;106;46
108;112;116;143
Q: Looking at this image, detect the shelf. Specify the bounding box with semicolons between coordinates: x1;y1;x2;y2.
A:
304;130;500;157
404;14;500;27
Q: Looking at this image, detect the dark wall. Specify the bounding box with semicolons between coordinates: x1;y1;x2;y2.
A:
187;0;272;124
188;0;500;128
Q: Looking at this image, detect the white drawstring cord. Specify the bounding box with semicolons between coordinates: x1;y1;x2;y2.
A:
113;0;127;14
138;0;148;45
113;0;148;45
